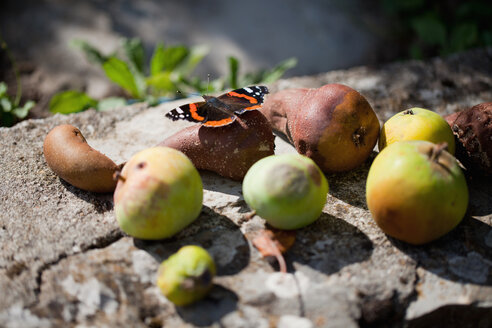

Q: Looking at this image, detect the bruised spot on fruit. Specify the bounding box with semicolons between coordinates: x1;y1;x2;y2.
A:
298;140;308;155
181;268;213;291
352;126;367;147
152;181;170;203
137;162;147;169
306;163;321;186
266;164;309;199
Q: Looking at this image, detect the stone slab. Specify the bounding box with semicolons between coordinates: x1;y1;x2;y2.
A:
1;48;491;327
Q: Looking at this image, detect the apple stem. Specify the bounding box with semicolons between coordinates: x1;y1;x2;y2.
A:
403;109;414;115
113;170;126;182
429;143;448;162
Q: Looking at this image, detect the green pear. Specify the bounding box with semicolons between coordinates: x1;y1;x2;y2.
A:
366;140;468;245
243;153;328;230
157;245;216;306
114;147;202;240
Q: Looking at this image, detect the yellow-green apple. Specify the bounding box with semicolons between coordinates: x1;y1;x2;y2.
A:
157;245;216;306
114;147;203;240
379;107;455;154
366;140;468;245
243;153;328;230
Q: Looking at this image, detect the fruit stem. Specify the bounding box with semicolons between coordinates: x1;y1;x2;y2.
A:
429;143;448;162
113;170;126;182
403;109;414;115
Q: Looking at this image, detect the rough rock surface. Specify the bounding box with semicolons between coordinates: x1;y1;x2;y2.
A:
1;48;491;327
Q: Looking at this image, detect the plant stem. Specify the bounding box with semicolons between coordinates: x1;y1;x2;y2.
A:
0;33;21;107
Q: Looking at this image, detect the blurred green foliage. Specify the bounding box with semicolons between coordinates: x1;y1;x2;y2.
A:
0;82;35;127
380;0;492;59
50;38;296;114
1;38;35;127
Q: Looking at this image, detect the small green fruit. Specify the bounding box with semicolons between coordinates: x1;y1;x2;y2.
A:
114;147;203;240
157;245;216;306
379;107;455;154
366;141;468;245
243;153;328;230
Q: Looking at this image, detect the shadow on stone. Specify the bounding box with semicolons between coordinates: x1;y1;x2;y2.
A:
406;304;492;328
325;152;376;211
60;178;114;213
390;216;492;286
133;206;250;276
176;284;238;327
200;171;243;197
467;176;492;216
284;213;373;275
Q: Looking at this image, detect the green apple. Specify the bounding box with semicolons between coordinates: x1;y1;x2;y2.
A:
242;153;328;230
366;140;468;245
379;107;455;154
157;245;216;306
114;147;202;240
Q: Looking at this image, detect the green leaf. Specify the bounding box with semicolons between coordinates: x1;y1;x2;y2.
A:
102;56;142;98
260;57;297;84
49;90;97;114
12;100;35;119
228;56;239;89
176;45;209;75
146;72;176;93
448;23;478;52
0;82;7;97
150;43;166;75
1;97;12;112
151;44;190;75
70;39;107;64
122;38;145;73
411;15;447;46
163;46;189;72
96;97;127;111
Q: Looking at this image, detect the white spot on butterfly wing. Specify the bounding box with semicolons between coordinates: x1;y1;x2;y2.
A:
244;87;253;93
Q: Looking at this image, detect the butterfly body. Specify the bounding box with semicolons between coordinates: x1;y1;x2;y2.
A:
166;86;269;127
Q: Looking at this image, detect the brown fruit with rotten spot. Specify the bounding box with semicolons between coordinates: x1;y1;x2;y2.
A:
43;124;119;192
261;83;380;172
445;102;492;176
159;110;275;180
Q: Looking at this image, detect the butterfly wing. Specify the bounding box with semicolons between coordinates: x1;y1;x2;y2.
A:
165;102;208;123
217;86;269;114
166;101;236;127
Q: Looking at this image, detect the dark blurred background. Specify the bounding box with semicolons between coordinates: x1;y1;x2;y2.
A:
1;0;491;119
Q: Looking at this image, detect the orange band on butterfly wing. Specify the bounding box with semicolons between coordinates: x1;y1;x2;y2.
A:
203;117;235;127
189;103;205;121
228;91;258;104
243;104;261;111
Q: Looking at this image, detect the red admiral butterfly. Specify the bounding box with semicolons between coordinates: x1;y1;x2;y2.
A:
165;86;269;127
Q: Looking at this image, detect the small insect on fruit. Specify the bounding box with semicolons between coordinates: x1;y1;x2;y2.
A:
165;86;269;127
